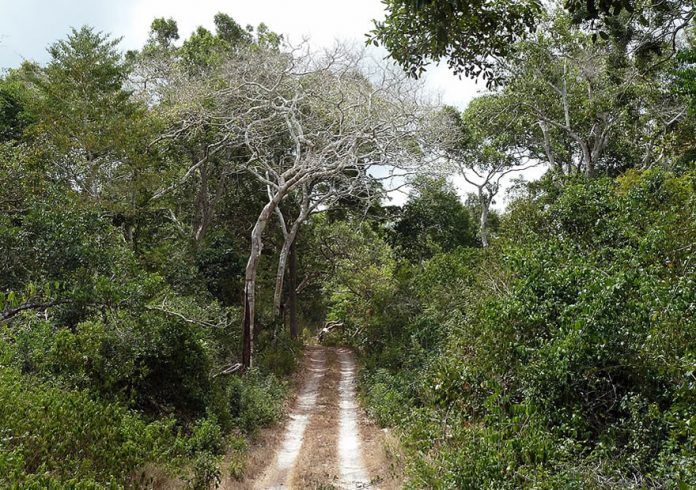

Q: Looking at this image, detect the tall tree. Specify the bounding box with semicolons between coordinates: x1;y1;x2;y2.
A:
25;27;137;198
159;45;429;367
433;102;537;247
369;0;693;86
391;176;477;260
496;13;686;177
369;0;542;85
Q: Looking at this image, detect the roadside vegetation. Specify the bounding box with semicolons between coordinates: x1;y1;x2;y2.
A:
1;0;694;487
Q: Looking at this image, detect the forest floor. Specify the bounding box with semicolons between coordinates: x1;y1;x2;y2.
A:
228;346;404;490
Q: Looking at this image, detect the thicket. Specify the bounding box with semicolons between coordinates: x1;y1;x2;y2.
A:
0;18;297;488
1;2;695;488
352;169;696;488
327;6;696;487
0;186;290;487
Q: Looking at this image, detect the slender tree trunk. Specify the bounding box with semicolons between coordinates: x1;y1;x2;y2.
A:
241;198;279;368
194;158;210;248
288;239;298;340
538;120;558;172
241;239;261;369
121;219;132;244
273;224;300;316
578;140;595;178
586;158;595;178
273;190;310;317
479;188;490;248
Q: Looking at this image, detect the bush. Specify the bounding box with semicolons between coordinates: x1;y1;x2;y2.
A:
256;330;302;377
187;417;225;455
360;170;696;488
189;451;222;490
228;369;286;434
0;367;177;487
362;369;412;427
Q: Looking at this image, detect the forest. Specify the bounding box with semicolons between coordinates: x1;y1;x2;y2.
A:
0;0;694;488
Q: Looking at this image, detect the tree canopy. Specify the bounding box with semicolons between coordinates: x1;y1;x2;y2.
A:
0;3;694;488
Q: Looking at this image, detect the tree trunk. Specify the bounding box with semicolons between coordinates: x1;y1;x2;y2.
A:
273;223;301;316
579;140;595;178
241;198;279;368
479;188;490;248
538;120;559;172
194;158;210;248
288;239;298;340
273;239;292;317
272;190;310;317
241;239;261;369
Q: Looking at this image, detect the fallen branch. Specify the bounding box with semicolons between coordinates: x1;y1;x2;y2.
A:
212;363;244;378
318;320;344;341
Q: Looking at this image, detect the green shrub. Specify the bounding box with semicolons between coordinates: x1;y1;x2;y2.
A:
360;170;696;487
0;367;178;487
187;417;225;455
228;369;285;434
227;457;245;481
256;330;302;377
189;451;222;490
362;369;412;427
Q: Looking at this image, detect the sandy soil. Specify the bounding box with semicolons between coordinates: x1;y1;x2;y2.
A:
289;348;341;488
253;347;328;489
336;348;371;488
244;346;404;490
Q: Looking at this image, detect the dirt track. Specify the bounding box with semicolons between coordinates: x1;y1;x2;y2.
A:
244;346;403;490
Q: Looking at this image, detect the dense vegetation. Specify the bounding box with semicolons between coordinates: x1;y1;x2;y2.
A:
352;3;696;488
0;1;694;488
0;17;295;488
354;170;695;488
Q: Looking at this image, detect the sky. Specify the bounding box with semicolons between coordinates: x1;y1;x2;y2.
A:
0;0;546;208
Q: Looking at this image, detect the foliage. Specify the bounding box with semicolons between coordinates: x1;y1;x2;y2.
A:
316;217;397;346
368;0;542;85
0;15;295;486
189;451;223;490
370;0;693;85
0;366;179;487
390;177;477;260
0;75;32;143
1;3;694;487
359;169;696;488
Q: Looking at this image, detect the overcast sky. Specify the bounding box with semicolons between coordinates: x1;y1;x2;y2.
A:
0;0;545;207
0;0;484;108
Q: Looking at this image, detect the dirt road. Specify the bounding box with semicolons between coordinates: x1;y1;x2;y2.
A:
250;346;402;490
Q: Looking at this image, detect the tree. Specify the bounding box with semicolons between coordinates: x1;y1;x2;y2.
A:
368;0;541;86
433;102;537;247
132;15;283;250
369;0;693;86
271;172;376;336
475;13;689;178
149;17;179;48
214;13;252;46
673;26;696;166
159;44;429;367
24;27;137;198
391;176;477;261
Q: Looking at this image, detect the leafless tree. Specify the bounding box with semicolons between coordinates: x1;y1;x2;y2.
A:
146;43;431;367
